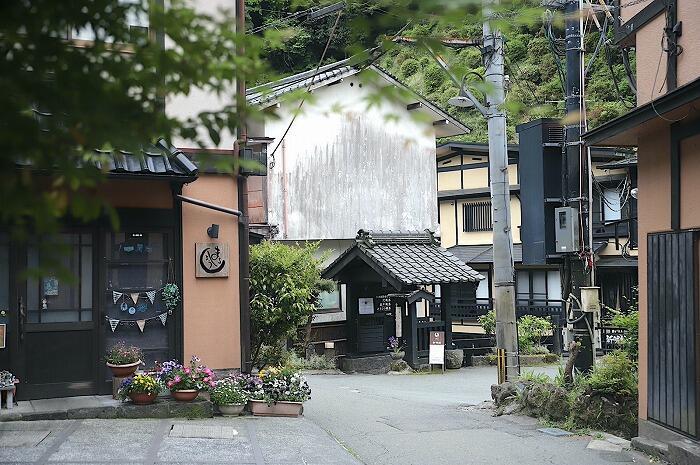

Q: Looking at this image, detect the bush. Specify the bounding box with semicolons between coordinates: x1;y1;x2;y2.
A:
583;351;637;397
478;310;496;335
257;345;290;370
518;315;551;354
286;352;337;371
400;59;420;79
423;64;445;93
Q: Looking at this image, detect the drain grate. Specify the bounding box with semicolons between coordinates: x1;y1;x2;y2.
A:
169;424;239;439
0;430;50;447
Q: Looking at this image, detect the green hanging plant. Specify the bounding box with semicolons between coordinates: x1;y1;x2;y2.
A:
162;283;181;311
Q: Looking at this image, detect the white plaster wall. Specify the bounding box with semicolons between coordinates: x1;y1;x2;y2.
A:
265;74;439;240
165;0;237;150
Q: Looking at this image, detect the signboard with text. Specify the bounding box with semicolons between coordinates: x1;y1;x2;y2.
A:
428;331;445;365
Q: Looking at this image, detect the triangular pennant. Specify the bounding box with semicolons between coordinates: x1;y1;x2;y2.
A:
146;290;157;304
130;293;140;304
109;318;119;332
112;291;123;304
136;320;146;333
158;312;168;326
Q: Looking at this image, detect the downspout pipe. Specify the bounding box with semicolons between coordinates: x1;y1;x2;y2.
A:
236;0;253;374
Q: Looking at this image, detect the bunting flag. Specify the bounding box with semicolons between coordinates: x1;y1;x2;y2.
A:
158;312;168;326
112;291;123;304
146;290;157;304
136;320;146;333
109;319;120;333
130;293;140;304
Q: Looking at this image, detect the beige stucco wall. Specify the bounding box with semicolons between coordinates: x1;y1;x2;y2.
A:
437;171;462;191
677;0;700;90
636;125;672;420
181;174;241;370
98;180;173;209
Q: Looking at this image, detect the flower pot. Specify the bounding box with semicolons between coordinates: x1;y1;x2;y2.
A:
171;389;199;402
128;392;158;405
249;399;303;417
106;361;141;377
217;403;245;417
390;351;405;361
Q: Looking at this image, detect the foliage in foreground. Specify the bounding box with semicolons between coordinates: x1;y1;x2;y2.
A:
478;310;552;355
504;351;639;438
605;287;639;361
249;241;335;366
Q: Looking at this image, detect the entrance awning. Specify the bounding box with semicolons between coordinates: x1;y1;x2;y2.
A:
323;229;484;289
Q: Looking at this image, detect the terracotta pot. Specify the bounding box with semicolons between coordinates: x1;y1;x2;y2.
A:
171;389;199;402
390;351;405;361
106;361;141;377
128;392;158;405
217;404;245;416
249;399;303;417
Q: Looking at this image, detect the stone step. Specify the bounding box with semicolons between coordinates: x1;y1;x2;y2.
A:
668;439;700;465
631;436;669;460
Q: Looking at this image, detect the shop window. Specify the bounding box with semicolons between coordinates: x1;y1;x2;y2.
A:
27;233;93;323
104;231;172;369
316;286;342;314
463;201;492;232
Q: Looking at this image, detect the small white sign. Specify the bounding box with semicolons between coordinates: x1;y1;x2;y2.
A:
358;298;374;315
428;331;445;365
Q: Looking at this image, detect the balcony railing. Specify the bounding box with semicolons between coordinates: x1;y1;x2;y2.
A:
447;298;564;323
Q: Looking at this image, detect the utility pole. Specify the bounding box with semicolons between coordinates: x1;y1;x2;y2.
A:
563;0;594;372
482;0;520;382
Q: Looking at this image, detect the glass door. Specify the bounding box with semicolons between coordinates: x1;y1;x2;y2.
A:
103;230;173;379
18;232;97;399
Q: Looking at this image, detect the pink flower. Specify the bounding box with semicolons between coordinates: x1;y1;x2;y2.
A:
174;375;182;383
167;381;174;388
184;367;191;375
203;377;210;383
204;368;213;375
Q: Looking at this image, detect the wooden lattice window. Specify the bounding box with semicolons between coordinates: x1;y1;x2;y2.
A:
463;201;492;232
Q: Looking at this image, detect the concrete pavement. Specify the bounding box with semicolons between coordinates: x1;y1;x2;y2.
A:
0;416;361;464
304;365;655;465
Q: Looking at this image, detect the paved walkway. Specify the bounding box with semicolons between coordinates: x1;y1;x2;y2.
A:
0;417;360;464
304;365;655;465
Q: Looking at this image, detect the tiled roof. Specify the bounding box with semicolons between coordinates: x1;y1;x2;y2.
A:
17;138;198;179
96;139;198;178
449;244;523;264
324;229;483;286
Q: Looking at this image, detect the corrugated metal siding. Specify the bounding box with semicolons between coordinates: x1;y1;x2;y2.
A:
647;230;699;438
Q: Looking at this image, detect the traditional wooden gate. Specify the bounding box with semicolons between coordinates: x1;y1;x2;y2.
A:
647;230;700;438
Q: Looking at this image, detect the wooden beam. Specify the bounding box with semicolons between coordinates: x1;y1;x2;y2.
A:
614;0;666;46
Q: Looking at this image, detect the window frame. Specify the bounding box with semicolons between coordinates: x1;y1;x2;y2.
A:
462;200;493;232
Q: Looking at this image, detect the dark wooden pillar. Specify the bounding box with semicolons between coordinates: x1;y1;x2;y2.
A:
440;284;453;348
407;301;418;366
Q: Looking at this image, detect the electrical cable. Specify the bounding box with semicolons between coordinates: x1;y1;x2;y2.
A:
621;47;637;95
266;10;344;168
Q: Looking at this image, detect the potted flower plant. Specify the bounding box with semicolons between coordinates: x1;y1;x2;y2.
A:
105;342;143;377
158;356;215;402
248;366;311;417
118;373;163;405
387;336;405;361
211;376;248;416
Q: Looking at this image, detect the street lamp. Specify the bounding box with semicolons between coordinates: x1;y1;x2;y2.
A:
447;73;487;116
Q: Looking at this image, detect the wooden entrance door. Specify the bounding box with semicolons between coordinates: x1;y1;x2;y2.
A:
13;232;99;399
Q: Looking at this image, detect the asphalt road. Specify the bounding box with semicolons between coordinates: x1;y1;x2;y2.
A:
304;365;654;465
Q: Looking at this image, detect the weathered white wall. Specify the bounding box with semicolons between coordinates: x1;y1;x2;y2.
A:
265;74;439;240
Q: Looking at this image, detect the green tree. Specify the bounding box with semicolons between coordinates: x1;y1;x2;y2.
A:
249;241;334;366
1;0;270;267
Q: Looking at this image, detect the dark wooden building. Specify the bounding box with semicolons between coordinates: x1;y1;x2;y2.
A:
323;230;483;367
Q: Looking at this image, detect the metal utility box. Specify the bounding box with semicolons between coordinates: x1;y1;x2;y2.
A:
554;207;580;253
516;119;564;264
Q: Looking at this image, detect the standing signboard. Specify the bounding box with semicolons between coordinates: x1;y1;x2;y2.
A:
428;331;445;371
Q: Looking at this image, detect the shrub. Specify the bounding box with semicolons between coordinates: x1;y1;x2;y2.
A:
400;59;420;79
518;315;551;354
249;241;332;366
583;351;637;397
478;310;496;335
257;345;290;370
423;64;445;93
520;371;551;384
286;352;337;371
607;287;639;360
105;342;143;365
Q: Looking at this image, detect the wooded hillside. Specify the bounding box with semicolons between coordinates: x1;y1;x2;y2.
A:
247;0;635;142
